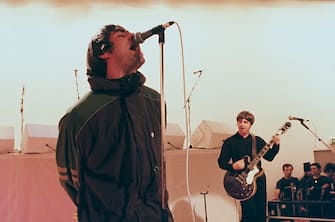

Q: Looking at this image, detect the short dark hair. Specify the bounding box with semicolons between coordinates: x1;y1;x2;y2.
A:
236;111;255;125
310;162;321;169
324;162;335;173
282;163;293;171
303;162;311;172
86;24;116;78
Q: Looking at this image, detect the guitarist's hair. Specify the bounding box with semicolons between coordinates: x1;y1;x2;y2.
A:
236;111;255;125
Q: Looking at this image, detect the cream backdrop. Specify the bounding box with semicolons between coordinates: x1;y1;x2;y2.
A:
1;1;335;219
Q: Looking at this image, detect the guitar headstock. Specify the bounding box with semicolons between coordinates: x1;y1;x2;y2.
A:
276;121;291;135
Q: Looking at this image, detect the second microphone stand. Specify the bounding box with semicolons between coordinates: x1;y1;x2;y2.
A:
184;70;203;148
20;84;25;144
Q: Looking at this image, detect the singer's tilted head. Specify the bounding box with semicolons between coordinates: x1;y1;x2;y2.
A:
86;24;145;79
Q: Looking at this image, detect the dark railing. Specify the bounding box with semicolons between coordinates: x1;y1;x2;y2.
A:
268;200;335;222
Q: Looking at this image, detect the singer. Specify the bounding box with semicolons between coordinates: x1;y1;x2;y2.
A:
56;24;174;222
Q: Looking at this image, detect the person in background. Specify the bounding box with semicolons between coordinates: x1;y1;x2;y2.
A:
306;162;331;200
306;162;331;218
273;163;299;201
295;162;312;217
56;24;173;222
218;110;280;222
323;162;335;218
273;163;299;220
298;162;312;201
324;162;335;199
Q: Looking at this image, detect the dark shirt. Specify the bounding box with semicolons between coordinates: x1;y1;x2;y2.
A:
306;175;331;200
56;72;173;222
276;177;300;200
329;176;335;200
298;174;312;200
218;132;280;222
218;132;280;172
299;174;311;189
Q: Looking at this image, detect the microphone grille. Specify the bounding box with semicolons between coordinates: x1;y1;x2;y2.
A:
134;32;145;44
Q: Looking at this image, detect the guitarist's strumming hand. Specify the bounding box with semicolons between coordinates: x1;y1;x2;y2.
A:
232;159;246;170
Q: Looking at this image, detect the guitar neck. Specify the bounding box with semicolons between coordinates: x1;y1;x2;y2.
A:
247;142;273;171
246;121;291;171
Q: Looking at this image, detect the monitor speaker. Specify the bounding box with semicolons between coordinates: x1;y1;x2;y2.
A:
165;123;185;150
21;124;58;153
0;126;15;154
191;120;233;149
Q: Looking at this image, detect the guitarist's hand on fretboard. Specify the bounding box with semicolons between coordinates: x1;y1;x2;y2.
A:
272;135;280;145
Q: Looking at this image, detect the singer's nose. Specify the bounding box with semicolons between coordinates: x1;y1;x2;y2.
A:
129;34;138;51
131;33;136;41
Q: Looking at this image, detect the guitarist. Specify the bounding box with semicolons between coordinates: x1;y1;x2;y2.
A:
217;111;280;222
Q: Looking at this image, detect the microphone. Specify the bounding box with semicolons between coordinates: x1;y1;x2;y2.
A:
193;70;203;75
133;21;175;44
288;115;308;122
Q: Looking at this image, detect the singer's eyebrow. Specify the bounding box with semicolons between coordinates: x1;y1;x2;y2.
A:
113;27;127;33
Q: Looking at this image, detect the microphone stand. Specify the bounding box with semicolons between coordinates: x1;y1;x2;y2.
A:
20;84;25;147
158;29;169;222
200;186;209;222
297;120;331;149
184;70;203;148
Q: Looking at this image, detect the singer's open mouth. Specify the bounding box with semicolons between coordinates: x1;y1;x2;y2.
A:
129;43;138;51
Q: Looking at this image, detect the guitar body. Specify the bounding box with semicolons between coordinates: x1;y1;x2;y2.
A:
223;165;264;201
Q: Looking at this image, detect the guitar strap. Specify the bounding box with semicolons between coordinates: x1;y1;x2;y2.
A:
251;133;257;159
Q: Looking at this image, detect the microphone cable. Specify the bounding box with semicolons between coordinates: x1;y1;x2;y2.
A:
74;69;80;101
173;21;196;222
45;144;56;152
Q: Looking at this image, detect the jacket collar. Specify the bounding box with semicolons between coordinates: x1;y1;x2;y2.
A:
88;72;146;96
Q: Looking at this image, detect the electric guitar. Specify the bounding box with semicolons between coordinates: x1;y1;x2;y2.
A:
223;122;291;201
